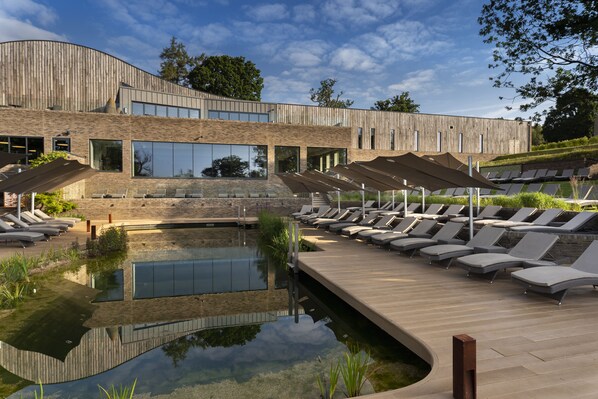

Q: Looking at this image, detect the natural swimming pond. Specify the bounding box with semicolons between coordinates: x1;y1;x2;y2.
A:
1;228;429;398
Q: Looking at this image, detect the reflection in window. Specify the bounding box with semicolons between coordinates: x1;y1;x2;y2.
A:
208;110;269;123
437;131;442;152
92;270;124;302
90;140;123;172
133;257;268;299
275;146;299;173
53;137;70;152
131;101;200;119
133;141;267;179
370;128;376;149
307;147;347;172
0;136;44;164
357;127;363;149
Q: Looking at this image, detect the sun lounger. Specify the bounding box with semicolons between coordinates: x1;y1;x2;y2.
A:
188;190;203;198
420;226;506;267
512;169;540;183
493;170;519;184
314;210;360;228
486;171;499;181
453;187;467;196
372;203;404;215
406;203;444;219
509;211;596;233
0;229;46;247
174;189;186;198
541;183;560;196
525;183;543;193
342;214;395;236
218;192;229;198
493;208;563;228
357;216;419;242
493;184;511;195
420;204;466;222
148;189;166;198
3;214;61;237
511;240;598;304
33;209;80;224
553;169;573;181
450;205;502;224
542;170;558;182
383;203;420;216
329;213;378;233
106;188;127;198
474;207;536;227
309;209;349;226
506;183;524;196
389;222;464;255
455;232;559;282
304;207;338;224
133;189;148;198
442;188;456;196
91;190;107;198
299;205;330;222
233;191;246;198
371;219;437;246
564;185;593;203
575;167;590;179
347;200;375;211
249;192;260;198
292;205;312;218
20;211;70;231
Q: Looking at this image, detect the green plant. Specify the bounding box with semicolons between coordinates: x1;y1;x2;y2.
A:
19;381;43;398
0;282;27;307
339;350;372;397
316;358;340;399
34;191;77;215
98;379;137;399
87;226;128;257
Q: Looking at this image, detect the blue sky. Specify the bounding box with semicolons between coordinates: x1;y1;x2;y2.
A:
0;0;537;119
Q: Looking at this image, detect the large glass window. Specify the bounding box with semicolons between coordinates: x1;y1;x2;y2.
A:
357;127;363;149
91;140;123;172
458;132;464;153
414;131;420;151
479;134;484;153
307;147;347;172
131;101;200;119
208;110;270;123
437;131;442;152
0;135;41;164
390;129;395;151
275;146;299;173
133;141;267;179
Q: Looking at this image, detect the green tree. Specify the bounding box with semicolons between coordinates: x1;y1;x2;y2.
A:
531;123;544;146
542;88;598;142
29;152;77;215
158;37;197;86
371;92;420;113
188;55;264;101
309;78;354;108
479;0;598;119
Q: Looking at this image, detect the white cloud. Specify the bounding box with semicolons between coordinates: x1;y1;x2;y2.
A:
245;3;289;21
190;23;232;47
330;46;381;72
0;0;58;26
292;4;315;23
0;16;65;42
321;0;400;26
377;21;453;60
263;75;313;104
231;21;301;44
389;69;436;92
277;40;330;68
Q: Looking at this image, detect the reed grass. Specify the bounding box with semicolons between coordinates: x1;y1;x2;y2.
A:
98;379;137;399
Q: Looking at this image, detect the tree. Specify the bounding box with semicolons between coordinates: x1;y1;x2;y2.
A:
372;92;420;113
479;0;598;119
531;123;545;146
158;37;196;86
542;88;598;142
29;152;77;215
309;78;354;108
188;55;264;101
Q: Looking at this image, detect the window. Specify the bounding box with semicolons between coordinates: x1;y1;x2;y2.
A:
0;136;44;164
390;129;395;150
479;134;484;153
307;147;347;172
414;130;419;151
357;127;363;149
458;132;463;153
208;110;269;123
437;131;442;152
370;128;376;149
132;141;267;179
90;140;123;172
53;137;70;152
131;101;200;119
275;146;299;173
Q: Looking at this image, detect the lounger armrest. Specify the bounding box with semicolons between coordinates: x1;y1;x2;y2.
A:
409;233;432;239
438;238;466;245
522;260;558;268
447;213;464;219
547;221;566;227
473;245;508;254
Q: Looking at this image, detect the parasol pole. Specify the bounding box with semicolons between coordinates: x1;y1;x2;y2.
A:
403;179;408;216
392;190;395;208
468;156;474;241
421;186;425;210
361;183;366;216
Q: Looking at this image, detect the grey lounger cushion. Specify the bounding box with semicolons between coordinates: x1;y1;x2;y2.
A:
357;217;418;241
390;222;463;252
371;219;437;245
420;226;506;262
509;211;596;233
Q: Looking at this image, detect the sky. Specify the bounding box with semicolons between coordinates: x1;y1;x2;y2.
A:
0;0;540;120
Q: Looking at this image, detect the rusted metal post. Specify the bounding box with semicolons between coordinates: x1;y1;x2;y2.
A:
453;334;476;399
91;225;97;240
108;213;112;223
86;220;91;232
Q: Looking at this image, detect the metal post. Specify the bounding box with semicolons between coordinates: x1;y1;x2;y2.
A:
421;186;425;210
108;213;112;223
453;334;476;399
468;156;474;241
337;189;341;210
288;221;293;263
31;192;35;213
403;179;408;216
392;190;395;208
293;223;299;269
377;191;381;208
361;183;365;216
17;193;21;219
91;225;97;240
86;220;91;233
243;206;246;229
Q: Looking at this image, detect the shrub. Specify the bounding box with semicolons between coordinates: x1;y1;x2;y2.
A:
35;192;77;215
258;212;306;262
87;226;128;257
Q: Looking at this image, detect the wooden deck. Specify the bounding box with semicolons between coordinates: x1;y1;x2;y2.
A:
298;228;598;399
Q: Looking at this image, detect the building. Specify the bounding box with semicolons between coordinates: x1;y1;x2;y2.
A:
0;40;530;217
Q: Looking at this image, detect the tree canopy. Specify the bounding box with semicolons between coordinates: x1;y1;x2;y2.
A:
309;78;354;108
188;55;264;101
372;92;420;113
158;37;197;86
542;88;598;142
479;0;598;119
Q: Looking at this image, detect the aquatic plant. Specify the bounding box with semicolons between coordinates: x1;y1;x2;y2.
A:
339;350;372;397
87;226;128;257
98;379;137;399
18;381;43;398
257;211;307;263
316;358;340;399
0;282;26;307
